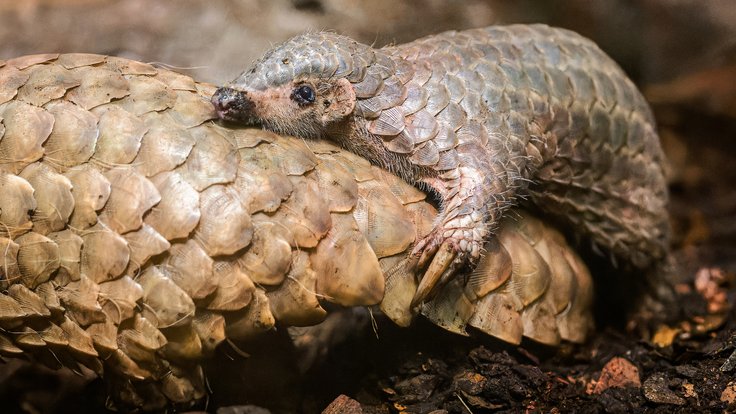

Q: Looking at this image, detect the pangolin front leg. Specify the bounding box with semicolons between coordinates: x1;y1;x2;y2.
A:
410;140;523;306
212;24;670;307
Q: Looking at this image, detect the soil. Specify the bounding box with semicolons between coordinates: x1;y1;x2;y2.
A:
1;1;735;413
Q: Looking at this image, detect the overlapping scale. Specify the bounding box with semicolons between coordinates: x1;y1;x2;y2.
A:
206;261;254;311
123;224;170;274
16;63;80;106
0;66;30;105
145;171;200;240
266;251;326;326
0;101;54;174
91;106;147;165
408;140;440;166
311;212;384;306
47;229;82;282
238;220;292;286
176;125;238;191
15;232;60;289
64;165;111;229
19;162;73;234
195;185;252;256
367;106;405;136
42;101;98;170
66;64;129;110
352;71;383;99
99;167;160;234
353;180;415;258
116;76;176;116
0;237;21;288
165;240;216;300
79;222;129;284
137;266;195;328
384;130;415;154
0;172;36;237
134;113;196;177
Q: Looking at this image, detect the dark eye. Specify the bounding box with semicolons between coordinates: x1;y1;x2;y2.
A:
291;85;316;105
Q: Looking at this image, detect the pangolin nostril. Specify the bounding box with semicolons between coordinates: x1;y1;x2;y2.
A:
212;87;235;110
211;87;255;119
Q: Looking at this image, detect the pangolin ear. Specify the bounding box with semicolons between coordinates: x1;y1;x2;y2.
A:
322;78;356;123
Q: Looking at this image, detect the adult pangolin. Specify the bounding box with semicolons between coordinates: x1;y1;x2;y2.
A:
212;24;671;305
0;53;593;408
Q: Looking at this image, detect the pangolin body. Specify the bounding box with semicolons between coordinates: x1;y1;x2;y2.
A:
213;24;670;304
0;53;592;409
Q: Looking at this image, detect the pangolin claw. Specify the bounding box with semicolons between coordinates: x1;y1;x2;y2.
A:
413;235;441;270
411;241;458;307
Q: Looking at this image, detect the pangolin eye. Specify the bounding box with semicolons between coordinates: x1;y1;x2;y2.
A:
291;85;316;105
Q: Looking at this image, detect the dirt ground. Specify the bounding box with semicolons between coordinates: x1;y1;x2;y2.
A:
1;1;735;413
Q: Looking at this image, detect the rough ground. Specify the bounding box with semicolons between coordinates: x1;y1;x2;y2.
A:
1;1;735;413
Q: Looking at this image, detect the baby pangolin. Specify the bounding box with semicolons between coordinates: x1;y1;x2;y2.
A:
212;24;670;306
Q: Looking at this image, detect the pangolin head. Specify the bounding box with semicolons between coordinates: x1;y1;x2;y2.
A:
212;32;374;138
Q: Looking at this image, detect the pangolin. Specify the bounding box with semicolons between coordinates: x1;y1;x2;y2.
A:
212;24;670;306
0;53;592;409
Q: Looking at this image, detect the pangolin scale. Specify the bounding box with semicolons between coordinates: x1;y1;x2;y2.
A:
213;24;670;305
0;53;592;409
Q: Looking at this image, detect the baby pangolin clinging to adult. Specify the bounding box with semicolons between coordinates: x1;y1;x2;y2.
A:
212;24;670;307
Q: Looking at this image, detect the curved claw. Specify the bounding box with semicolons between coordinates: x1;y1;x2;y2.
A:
408;235;439;271
410;241;458;308
416;240;439;270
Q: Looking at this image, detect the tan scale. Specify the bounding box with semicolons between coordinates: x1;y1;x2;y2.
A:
19;162;74;235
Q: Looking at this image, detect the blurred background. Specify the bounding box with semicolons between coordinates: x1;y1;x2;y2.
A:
1;1;735;412
0;0;734;86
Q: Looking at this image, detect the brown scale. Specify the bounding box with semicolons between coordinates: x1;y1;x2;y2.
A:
1;53;592;409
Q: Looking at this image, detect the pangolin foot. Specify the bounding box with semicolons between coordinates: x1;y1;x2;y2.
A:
409;230;480;308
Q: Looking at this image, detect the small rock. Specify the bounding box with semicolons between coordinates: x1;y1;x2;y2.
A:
453;370;487;395
643;374;685;405
720;349;736;372
721;382;736;404
587;357;641;394
682;381;697;399
322;394;362;414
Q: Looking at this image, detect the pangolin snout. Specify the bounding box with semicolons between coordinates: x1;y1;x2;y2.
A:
211;87;255;122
